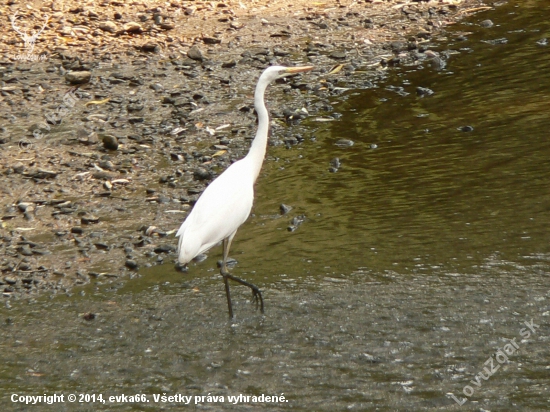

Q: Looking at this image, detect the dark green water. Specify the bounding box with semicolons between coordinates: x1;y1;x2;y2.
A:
1;1;550;411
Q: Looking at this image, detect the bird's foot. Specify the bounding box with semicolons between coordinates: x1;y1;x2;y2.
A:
222;271;264;314
250;285;264;314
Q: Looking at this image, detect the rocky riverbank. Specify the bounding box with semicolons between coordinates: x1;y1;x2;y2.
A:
0;0;487;298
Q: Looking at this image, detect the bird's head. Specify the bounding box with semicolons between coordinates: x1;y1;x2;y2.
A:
260;65;314;84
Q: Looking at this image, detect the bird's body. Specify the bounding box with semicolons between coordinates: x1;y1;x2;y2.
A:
176;65;313;317
176;157;254;263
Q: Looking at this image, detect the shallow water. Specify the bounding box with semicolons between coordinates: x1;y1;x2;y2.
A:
2;1;550;410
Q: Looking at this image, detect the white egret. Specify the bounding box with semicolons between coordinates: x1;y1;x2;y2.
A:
176;65;313;318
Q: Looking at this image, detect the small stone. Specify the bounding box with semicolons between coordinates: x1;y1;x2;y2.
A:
334;138;354;148
101;134;118;150
141;42;159;52
99;21;117;33
416;87;434;97
71;227;83;234
202;36;221;45
17;202;33;212
125;259;138;270
123;22;143;33
480;19;494;28
329;157;341;173
81;216;100;224
65;71;91;84
222;60;237;68
329;51;347;60
187;46;203;61
159;22;174;30
193;167;212;181
458;125;474;132
17;245;33;256
154;244;176;254
280;204;293;214
150;83;164;92
127;103;144;112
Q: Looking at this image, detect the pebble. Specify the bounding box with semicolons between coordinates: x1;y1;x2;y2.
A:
65;71;92;84
334;139;354;148
99;21;117;33
81;216;100;224
458;125;474;132
329;157;341;173
329;51;347;60
280;204;293;214
187;46;204;61
193;168;212;181
123;22;143;33
154;245;176;254
416;87;434;97
101;134;119;150
480;19;494;28
141;42;159;53
202;37;221;45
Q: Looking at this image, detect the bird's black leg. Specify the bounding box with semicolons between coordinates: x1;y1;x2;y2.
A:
224;272;264;314
221;236;264;316
221;238;234;318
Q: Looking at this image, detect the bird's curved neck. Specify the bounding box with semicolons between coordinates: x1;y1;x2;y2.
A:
246;81;270;181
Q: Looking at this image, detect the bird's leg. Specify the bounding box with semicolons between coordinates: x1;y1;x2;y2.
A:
221;237;264;315
221;238;234;318
223;272;264;314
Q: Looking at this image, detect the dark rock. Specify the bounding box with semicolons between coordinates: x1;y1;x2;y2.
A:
141;42;160;52
101;134;119;150
202;37;221;45
458;125;474;132
480;19;494;28
154;244;176;254
81;216;100;224
94;242;110;250
193;168;212;181
125;259;139;269
17;245;33;256
127;103;144;112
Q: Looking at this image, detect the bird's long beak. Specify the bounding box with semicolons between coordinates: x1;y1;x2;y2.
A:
285;66;314;74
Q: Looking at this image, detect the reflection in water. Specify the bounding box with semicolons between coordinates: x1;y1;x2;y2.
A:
1;2;550;411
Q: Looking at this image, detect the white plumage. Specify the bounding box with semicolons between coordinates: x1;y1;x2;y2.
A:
175;65;313;317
